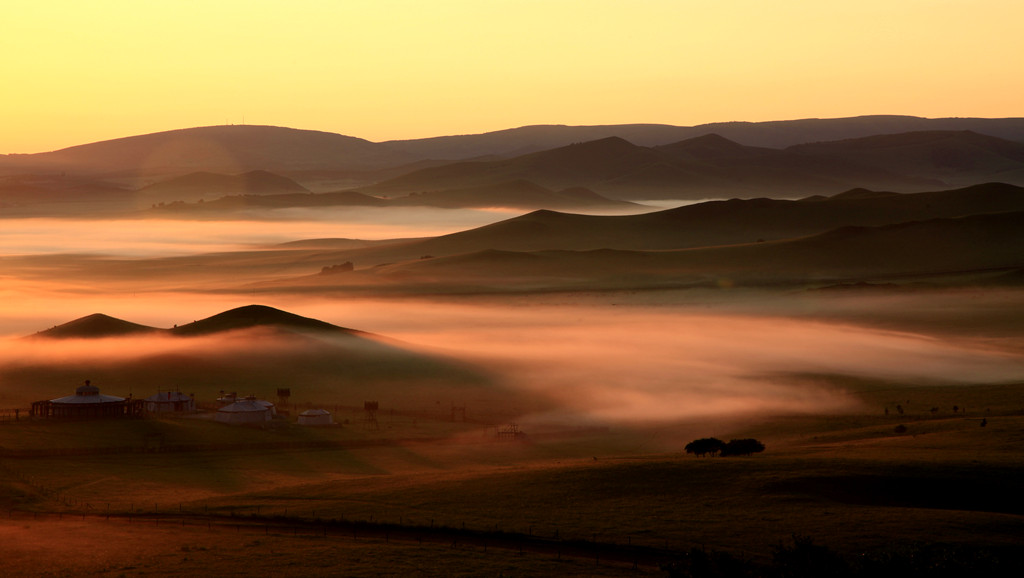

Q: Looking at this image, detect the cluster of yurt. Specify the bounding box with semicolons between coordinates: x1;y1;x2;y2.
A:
30;381;335;427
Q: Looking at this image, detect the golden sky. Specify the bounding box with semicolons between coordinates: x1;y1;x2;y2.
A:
3;0;1022;153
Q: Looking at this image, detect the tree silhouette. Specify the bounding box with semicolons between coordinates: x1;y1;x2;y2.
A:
684;437;725;457
720;438;766;457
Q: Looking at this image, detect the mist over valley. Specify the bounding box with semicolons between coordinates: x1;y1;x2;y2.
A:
2;117;1023;576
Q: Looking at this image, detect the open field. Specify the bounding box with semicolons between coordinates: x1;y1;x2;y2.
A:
2;309;1023;575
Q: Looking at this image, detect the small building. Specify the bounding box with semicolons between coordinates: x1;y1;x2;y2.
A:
30;380;142;419
144;390;195;414
297;408;333;426
215;397;273;425
254;398;277;417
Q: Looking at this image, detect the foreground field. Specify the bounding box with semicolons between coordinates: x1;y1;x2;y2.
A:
2;374;1022;576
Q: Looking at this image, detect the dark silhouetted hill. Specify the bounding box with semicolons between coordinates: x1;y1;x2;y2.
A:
276;183;1024;270
386;179;636;210
168;305;357;337
150;189;389;213
789;131;1024;187
380;116;1024;158
348;210;1024;291
33;314;160;339
139;170;310;203
366;134;948;199
0;174;133;207
17;306;496;402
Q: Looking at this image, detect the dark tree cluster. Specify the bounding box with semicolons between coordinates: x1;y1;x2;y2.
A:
685;437;765;457
684;437;724;457
720;438;766;456
320;262;354;275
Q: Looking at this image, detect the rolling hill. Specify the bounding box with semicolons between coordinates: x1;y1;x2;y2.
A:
0;125;416;177
168;304;357;336
4;117;1024;207
32;305;357;339
8;182;1018;294
285;183;1024;268
383;179;636;210
0;174;134;208
380;115;1024;159
328;210;1024;292
365;133;957;199
33;313;160;339
148;190;389;213
228;182;1024;295
138;170;310;203
15;305;496;405
146;178;634;213
788;131;1024;187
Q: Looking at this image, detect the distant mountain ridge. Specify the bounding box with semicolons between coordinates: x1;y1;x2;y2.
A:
3;117;1024;207
381;116;1024;159
788;130;1024;185
367;131;1024;199
0;125;417;177
3;116;1023;176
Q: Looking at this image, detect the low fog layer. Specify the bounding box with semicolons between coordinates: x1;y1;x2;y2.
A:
4;297;1022;426
344;301;1024;423
0;209;523;256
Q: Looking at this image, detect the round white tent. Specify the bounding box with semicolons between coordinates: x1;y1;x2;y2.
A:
215;398;272;425
255;398;277;417
36;380;131;419
297;408;333;426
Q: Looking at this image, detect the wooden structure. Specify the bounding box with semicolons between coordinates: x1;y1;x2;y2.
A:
496;423;526;440
364;401;379;430
450;403;466;422
30;380;143;419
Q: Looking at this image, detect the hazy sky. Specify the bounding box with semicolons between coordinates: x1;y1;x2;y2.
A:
4;0;1022;153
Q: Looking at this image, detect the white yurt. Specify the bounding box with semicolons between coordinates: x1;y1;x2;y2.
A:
254;398;277;417
215;397;272;425
41;380;128;419
297;409;333;426
144;391;195;413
